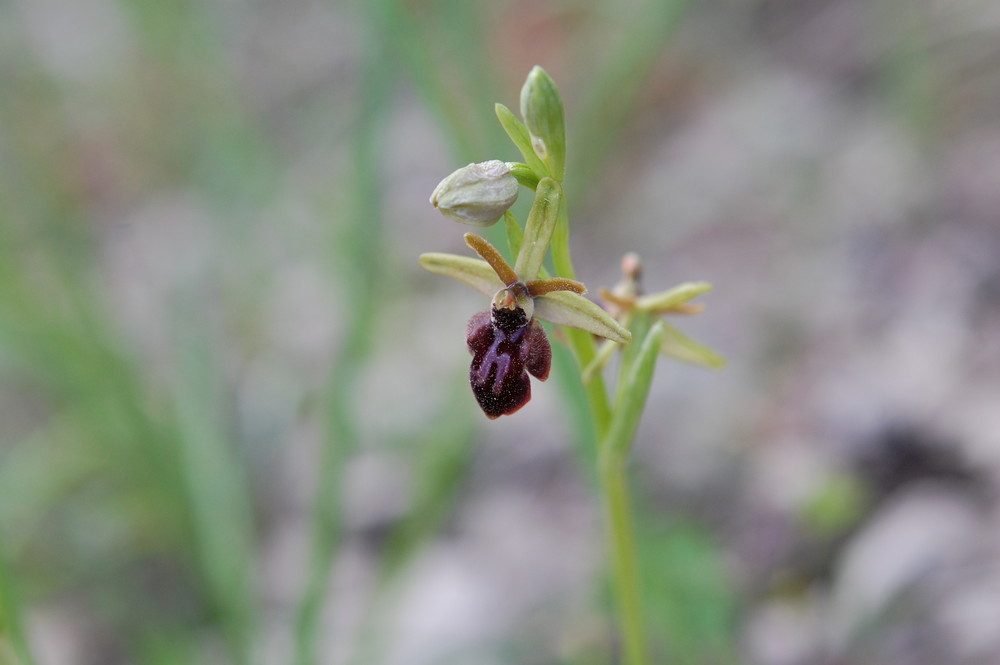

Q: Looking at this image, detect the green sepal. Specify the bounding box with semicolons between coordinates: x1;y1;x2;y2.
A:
418;253;505;297
636;282;713;312
495;103;548;177
520;66;566;180
506;162;540;190
534;290;631;344
660;322;726;368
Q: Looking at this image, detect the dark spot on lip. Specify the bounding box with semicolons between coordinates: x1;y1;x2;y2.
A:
491;305;529;334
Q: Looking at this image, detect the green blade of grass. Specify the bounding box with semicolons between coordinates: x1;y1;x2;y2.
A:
169;299;257;662
0;542;37;665
293;1;394;663
0;13;262;658
569;0;694;198
347;379;479;665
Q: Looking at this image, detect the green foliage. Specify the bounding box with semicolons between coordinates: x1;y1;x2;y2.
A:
801;472;868;537
638;520;740;665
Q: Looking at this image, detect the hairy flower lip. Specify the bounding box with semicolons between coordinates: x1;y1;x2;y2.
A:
466;311;551;419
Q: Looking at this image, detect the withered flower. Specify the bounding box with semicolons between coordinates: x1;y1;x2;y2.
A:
421;233;630;418
582;253;724;384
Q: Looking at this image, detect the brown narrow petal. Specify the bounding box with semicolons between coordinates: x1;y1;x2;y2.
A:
598;287;635;310
525;278;586;297
464;233;519;286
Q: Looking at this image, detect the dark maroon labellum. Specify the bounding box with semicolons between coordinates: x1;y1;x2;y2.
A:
466;309;552;419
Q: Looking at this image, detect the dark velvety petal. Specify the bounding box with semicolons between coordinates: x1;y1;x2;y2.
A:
524;321;551;381
466;311;493;354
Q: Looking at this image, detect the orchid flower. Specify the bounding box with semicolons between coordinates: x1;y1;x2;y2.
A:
420;178;629;418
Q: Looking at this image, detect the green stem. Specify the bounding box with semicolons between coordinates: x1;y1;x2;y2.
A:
600;458;646;665
550;193;657;664
549;199;613;436
293;2;391;662
0;540;38;665
599;322;664;665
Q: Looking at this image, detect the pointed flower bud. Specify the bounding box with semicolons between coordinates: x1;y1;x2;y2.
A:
430;160;519;227
520;66;566;180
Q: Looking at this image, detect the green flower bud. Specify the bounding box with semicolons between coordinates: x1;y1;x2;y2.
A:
519;66;566;180
430;160;519;227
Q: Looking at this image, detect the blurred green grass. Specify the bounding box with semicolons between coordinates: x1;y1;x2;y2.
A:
0;0;756;663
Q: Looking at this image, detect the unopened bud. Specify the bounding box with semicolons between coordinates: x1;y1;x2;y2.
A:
430;160;519;227
520;66;566;180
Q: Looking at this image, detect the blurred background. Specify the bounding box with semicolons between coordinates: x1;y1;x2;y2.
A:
2;0;1000;663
